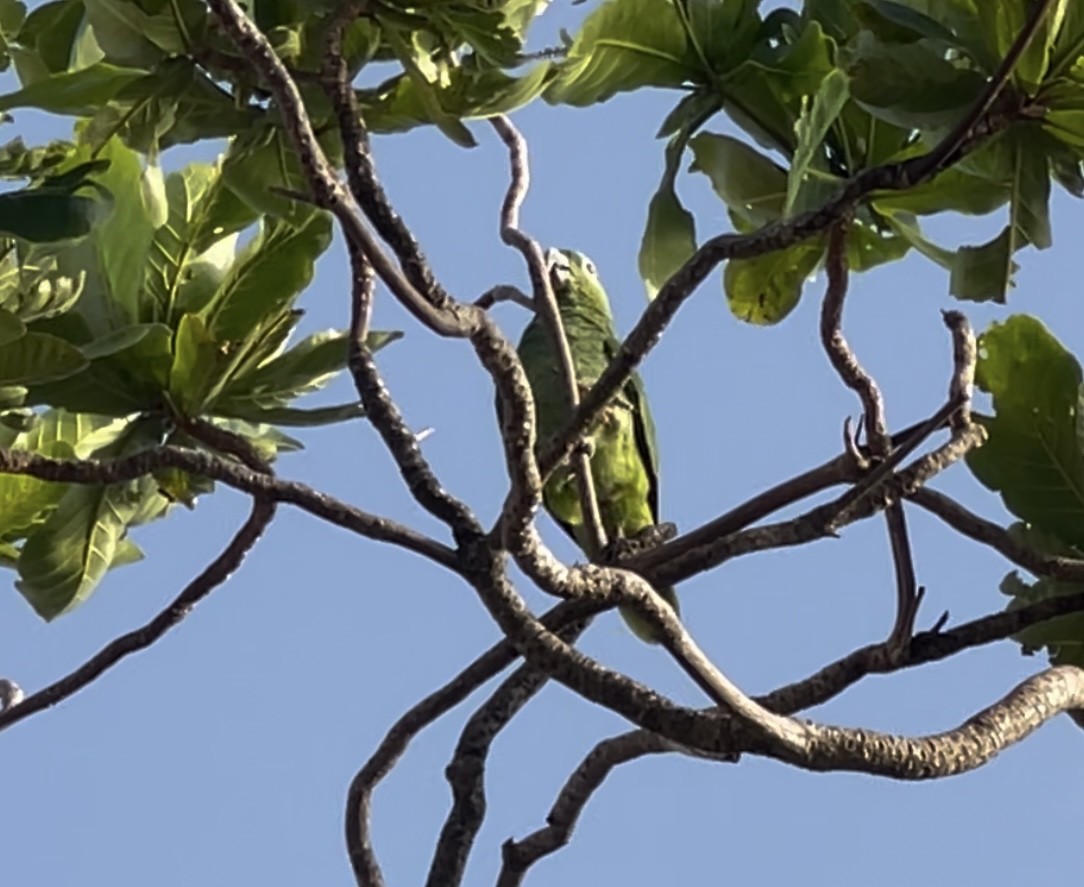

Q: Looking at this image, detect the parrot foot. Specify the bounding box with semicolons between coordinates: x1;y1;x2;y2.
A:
601;522;677;563
572;436;595;460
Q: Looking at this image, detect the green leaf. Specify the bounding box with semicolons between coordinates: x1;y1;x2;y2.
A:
949;226;1019;303
688;132;787;228
200;213;333;343
785;68;849;217
86;136;158;323
0;437;72;539
212;401;364;427
16;0;83;76
0;61;145;114
871;166;1009;217
362;62;554;136
16;474;159;619
168;312;224;415
545;0;694;106
1010;127;1052;251
639;131;697;299
854;0;962;45
83;0;186;68
380;22;476;147
221;124;324;224
24;323;173;415
720;17;835;155
109;537;144;568
842;30;987;130
0;187;110;242
144;163;241;323
724;237;825;324
0;331;86;383
216;328;401;411
0;304;25;345
967;315;1084;549
204;417;304;460
978;0;1061;92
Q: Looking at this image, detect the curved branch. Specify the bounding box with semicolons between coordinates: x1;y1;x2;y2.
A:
489;114;606;556
0;496;276;733
502;608;1084;883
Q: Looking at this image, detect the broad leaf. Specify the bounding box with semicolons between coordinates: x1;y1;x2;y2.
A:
724;237;825;324
0;331;86;383
639;130;697;299
16;474;160;619
545;0;694;106
200;213;333;343
967;315;1084;549
0;61;144;114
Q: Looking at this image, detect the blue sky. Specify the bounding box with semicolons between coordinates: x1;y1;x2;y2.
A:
1;2;1082;885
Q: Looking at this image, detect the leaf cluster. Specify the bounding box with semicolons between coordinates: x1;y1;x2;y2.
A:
0;130;399;619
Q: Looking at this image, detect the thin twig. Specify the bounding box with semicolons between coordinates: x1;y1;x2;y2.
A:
911;488;1084;582
475;285;534;311
820;219;920;659
0;447;460;573
0;496;276;732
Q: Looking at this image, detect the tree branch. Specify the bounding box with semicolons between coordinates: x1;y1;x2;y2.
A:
488;114;606;556
910;487;1084;582
536;94;1026;489
820;218;920;659
907;0;1059;181
0;496;276;732
426;619;591;887
0;447;460;573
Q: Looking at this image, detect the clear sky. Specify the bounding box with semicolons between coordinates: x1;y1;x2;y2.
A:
1;2;1081;885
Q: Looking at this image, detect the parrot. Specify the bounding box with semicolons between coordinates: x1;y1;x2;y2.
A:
516;247;679;643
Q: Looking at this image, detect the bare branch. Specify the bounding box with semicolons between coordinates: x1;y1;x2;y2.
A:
318;0;455;310
489;114;606;556
426;620;590;887
821;219;920;659
343;601;596;886
503;598;1084;882
0;496;275;733
636;400;980;589
497;730;678;887
475;285;534;311
172;414;271;472
911;488;1084;582
0;447;460;573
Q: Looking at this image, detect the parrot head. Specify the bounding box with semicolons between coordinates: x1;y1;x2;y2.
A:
544;248;612;318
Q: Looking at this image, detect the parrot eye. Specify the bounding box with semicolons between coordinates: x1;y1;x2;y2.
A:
583;259;597;277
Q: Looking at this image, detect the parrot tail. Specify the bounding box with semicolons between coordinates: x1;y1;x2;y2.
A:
619;584;680;644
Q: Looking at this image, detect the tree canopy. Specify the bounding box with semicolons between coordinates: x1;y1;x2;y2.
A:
1;0;1084;884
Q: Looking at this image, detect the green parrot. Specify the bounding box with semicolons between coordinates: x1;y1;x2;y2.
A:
516;248;679;643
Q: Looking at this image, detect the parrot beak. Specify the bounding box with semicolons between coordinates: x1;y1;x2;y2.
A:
545;248;571;286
